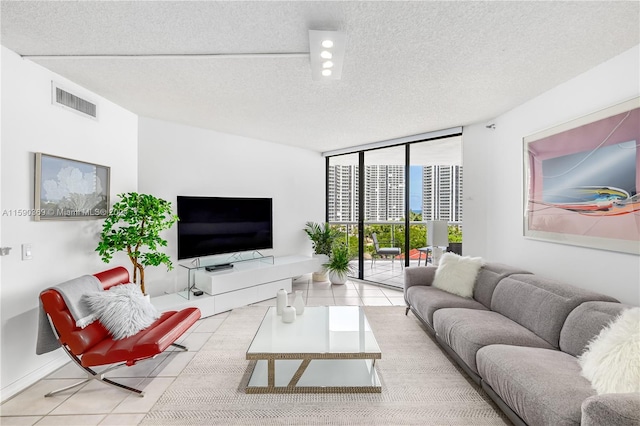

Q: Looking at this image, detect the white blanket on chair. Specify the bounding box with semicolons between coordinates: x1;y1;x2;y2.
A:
36;275;103;355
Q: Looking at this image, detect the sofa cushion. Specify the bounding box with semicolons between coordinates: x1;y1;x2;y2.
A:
472;263;531;309
80;307;201;367
478;344;596;426
581;393;640;426
433;308;554;373
560;301;629;357
405;286;488;326
491;274;618;348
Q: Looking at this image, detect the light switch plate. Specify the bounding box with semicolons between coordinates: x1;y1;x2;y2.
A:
22;243;33;260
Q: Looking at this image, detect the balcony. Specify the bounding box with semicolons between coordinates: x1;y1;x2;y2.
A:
329;221;462;289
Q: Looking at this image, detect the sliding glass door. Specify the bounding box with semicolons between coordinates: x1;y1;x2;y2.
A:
408;138;463;270
326;133;462;287
362;146;406;286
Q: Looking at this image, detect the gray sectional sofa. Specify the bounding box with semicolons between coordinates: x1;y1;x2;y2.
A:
404;262;640;426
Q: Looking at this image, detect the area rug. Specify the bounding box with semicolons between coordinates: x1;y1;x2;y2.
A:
141;306;509;425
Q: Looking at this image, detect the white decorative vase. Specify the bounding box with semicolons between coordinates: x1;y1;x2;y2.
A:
293;290;305;315
312;254;329;281
328;271;348;285
276;289;287;315
282;306;296;323
312;271;328;282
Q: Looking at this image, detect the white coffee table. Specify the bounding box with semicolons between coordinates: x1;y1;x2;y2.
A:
246;306;382;393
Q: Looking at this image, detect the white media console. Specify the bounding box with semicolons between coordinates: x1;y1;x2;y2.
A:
151;255;322;318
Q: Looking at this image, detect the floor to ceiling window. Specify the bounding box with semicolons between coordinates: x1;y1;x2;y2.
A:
326;130;462;288
408;138;463;275
363;145;406;285
327;153;360;274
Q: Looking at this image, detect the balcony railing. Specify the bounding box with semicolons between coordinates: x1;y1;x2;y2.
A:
328;220;462;261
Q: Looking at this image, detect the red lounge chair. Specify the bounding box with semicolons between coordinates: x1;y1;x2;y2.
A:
39;266;201;397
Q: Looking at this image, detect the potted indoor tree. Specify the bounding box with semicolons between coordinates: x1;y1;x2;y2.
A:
96;192;178;295
324;243;355;285
303;221;339;281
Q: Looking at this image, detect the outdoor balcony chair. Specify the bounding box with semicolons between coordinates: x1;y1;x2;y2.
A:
371;233;403;269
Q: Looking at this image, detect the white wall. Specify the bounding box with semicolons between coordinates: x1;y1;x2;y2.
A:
0;45;4;396
0;47;138;400
463;45;640;306
137;117;326;296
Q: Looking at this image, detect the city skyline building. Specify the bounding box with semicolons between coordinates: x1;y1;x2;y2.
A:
328;164;462;222
365;165;405;221
327;164;359;222
421;165;463;222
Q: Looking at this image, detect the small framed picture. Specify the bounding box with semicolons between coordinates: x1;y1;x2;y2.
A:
34;153;110;221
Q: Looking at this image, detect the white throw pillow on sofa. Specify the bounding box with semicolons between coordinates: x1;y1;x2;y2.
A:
432;252;484;298
578;307;640;394
84;283;160;340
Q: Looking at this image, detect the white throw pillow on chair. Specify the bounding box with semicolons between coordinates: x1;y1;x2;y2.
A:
84;283;160;340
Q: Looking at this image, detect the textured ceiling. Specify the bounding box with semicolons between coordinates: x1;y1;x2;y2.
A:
1;1;638;153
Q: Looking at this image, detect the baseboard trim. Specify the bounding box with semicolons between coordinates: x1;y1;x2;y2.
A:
1;353;69;402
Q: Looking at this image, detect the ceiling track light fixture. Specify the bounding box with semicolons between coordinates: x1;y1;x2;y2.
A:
21;52;310;60
24;30;347;83
308;29;346;81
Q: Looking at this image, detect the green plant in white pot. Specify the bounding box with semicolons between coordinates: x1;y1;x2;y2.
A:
324;243;355;285
303;221;339;281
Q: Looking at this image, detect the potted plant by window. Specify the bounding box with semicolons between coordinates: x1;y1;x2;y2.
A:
96;192;178;295
324;243;355;285
303;221;339;281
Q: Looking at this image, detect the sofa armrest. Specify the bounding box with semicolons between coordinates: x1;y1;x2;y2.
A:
581;392;640;426
404;266;437;292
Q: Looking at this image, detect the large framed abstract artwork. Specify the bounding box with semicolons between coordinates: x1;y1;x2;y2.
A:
523;97;640;255
34;153;110;221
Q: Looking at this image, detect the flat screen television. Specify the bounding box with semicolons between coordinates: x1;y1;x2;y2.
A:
177;196;273;260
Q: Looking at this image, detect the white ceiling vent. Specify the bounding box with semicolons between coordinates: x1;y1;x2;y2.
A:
51;82;98;119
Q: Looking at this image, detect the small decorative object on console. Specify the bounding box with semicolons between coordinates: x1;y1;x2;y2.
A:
276;288;287;315
282;306;296;323
293;290;305;315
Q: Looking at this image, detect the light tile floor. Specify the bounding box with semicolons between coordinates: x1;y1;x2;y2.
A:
357;258;429;288
0;275;404;426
